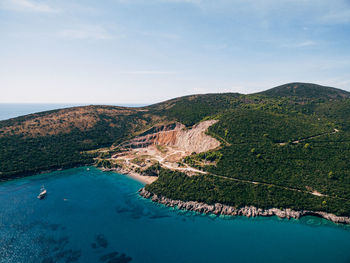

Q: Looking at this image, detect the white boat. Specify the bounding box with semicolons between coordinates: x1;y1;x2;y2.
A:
37;187;47;199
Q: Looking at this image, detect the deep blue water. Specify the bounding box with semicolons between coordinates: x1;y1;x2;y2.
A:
0;167;350;263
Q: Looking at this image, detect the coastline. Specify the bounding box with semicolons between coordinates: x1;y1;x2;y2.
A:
100;167;157;185
0;163;91;183
139;188;350;225
2;163;349;225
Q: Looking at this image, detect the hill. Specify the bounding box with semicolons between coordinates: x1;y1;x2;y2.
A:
1;83;350;220
0;105;157;178
259;82;350;99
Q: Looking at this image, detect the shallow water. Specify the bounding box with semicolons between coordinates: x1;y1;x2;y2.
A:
0;167;349;263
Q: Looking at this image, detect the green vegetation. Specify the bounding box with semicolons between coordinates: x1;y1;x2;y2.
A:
259;82;350;99
149;93;240;126
146;169;350;216
1;82;350;217
96;159;112;168
156;144;168;153
0;134;94;179
0;107;149;179
143;162;161;176
184;151;222;170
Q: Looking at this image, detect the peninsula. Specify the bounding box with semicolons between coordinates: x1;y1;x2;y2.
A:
1;82;350;224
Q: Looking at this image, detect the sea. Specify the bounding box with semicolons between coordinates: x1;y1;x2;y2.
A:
0;104;350;263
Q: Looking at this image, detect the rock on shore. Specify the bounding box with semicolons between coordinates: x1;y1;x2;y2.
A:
139;188;350;224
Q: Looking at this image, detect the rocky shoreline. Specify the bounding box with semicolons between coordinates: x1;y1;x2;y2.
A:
139;188;350;225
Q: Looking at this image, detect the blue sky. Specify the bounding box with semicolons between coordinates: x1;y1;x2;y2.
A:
1;0;350;104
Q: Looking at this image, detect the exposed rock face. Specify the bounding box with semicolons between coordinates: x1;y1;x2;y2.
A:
121;123;182;149
108;120;220;177
121;120;220;153
174;120;220;153
139;188;350;225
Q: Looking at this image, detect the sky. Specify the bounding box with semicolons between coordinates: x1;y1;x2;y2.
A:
0;0;350;104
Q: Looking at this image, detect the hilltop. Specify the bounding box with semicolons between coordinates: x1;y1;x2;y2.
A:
1;82;350;221
259;82;350;99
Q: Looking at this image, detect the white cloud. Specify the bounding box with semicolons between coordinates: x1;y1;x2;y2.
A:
115;0;202;4
57;26;113;40
118;71;177;75
282;40;316;48
320;9;350;24
203;43;228;51
157;0;202;4
115;0;350;26
0;0;59;13
141;31;180;40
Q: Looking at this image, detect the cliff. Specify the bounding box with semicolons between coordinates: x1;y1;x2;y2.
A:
139;188;350;225
120;120;220;153
101;120;220;178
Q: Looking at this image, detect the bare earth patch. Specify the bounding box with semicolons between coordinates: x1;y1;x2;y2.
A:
100;120;221;181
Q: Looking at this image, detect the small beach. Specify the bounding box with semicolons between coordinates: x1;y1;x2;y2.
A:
100;167;157;184
125;171;158;184
1;167;349;263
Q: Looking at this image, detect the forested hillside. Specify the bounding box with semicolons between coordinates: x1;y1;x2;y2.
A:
148;83;350;217
1;82;350;217
0;106;156;178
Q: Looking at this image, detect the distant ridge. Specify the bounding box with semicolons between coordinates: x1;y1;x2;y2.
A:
258;82;350;99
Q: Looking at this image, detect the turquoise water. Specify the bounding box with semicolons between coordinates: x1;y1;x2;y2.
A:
0;167;349;263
